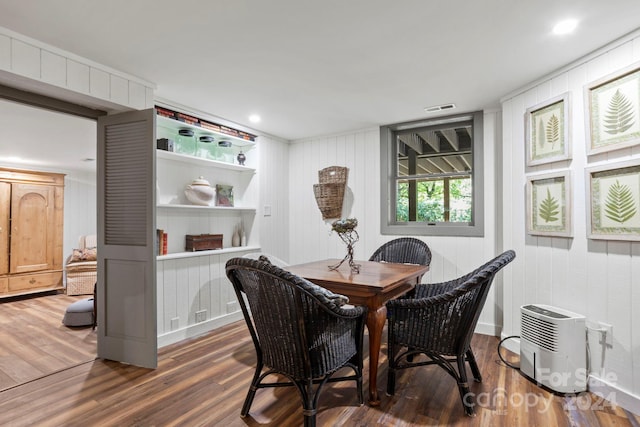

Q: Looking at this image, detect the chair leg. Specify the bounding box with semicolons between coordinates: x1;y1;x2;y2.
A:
466;349;482;382
356;370;364;405
456;356;475;416
301;379;317;427
349;353;365;405
386;365;396;396
303;412;316;427
240;361;263;417
386;344;397;395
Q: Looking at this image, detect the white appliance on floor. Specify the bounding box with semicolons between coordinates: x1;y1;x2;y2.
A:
520;304;587;393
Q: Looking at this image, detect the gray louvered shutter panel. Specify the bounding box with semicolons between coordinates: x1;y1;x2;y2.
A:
104;121;149;246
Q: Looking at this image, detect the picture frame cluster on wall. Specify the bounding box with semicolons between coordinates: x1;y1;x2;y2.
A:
524;61;640;241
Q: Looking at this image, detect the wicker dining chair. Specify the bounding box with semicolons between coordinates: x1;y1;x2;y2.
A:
369;237;432;267
385;250;516;417
225;257;367;427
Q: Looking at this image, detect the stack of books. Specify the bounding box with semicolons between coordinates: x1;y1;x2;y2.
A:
156;229;168;255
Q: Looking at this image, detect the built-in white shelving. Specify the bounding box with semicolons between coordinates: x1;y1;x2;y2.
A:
155;149;255;172
157;115;256;148
157;245;260;261
156;203;256;212
155;106;259;348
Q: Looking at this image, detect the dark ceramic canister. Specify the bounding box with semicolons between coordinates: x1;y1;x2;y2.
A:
237;151;246;165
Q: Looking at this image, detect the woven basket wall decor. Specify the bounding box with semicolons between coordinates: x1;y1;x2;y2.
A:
318;166;348;184
313;166;349;220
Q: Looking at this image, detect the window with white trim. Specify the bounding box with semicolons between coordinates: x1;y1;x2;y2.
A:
380;111;484;236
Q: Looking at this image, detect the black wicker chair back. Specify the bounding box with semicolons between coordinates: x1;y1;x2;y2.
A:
226;257;367;427
369;237;432;266
386;250;516;417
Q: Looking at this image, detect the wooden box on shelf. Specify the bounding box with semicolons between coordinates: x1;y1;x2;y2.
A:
185;234;223;251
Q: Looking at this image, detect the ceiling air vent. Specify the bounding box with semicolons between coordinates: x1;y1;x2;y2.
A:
424;103;456;113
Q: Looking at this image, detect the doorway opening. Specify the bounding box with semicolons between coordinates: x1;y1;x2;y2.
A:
0;93;103;390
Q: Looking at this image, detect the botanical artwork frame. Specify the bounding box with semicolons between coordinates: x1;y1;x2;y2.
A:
525;93;571;166
215;184;234;207
586;159;640;241
526;170;572;237
585;62;640;155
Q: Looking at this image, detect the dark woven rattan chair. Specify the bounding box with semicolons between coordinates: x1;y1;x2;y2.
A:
385;250;516;416
369;237;432;267
226;257;367;427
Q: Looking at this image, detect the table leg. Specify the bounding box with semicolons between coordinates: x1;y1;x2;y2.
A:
366;305;387;406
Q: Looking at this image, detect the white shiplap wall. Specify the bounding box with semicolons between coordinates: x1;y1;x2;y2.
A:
157;249;252;347
63;172;97;255
501;31;640;409
288;111;505;334
256;134;291;262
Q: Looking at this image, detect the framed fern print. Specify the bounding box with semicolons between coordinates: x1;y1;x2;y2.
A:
525;93;571;166
587;159;640;241
526;171;572;237
586;62;640;155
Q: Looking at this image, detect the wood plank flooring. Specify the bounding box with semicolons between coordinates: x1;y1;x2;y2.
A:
0;291;96;391
1;319;638;426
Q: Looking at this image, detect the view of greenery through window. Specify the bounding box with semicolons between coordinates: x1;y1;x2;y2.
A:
393;119;474;225
396;177;472;222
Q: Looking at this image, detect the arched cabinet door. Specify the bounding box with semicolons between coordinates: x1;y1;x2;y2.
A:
10;183;55;274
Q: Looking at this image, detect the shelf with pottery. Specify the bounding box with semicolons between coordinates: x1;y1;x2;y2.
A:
156;175;256;256
156;114;256;149
155;150;255;173
156;111;255;170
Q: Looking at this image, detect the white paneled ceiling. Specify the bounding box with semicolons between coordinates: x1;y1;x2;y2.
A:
0;1;640;172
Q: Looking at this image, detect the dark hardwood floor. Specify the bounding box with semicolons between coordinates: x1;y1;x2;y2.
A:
0;318;638;426
0;291;96;391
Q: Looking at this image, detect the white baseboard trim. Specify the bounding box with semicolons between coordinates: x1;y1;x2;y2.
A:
499;331;520;355
588;374;640;416
158;311;244;348
475;321;501;337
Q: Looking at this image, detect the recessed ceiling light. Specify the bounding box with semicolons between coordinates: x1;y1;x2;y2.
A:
553;19;578;35
249;114;261;123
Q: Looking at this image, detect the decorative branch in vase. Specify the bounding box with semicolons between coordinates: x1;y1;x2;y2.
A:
328;218;360;274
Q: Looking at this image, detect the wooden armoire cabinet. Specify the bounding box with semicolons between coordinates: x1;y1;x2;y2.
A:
0;167;64;297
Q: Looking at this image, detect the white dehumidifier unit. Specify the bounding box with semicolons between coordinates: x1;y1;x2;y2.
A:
520;304;587;393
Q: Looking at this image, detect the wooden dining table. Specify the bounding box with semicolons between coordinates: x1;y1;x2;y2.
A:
286;258;429;406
